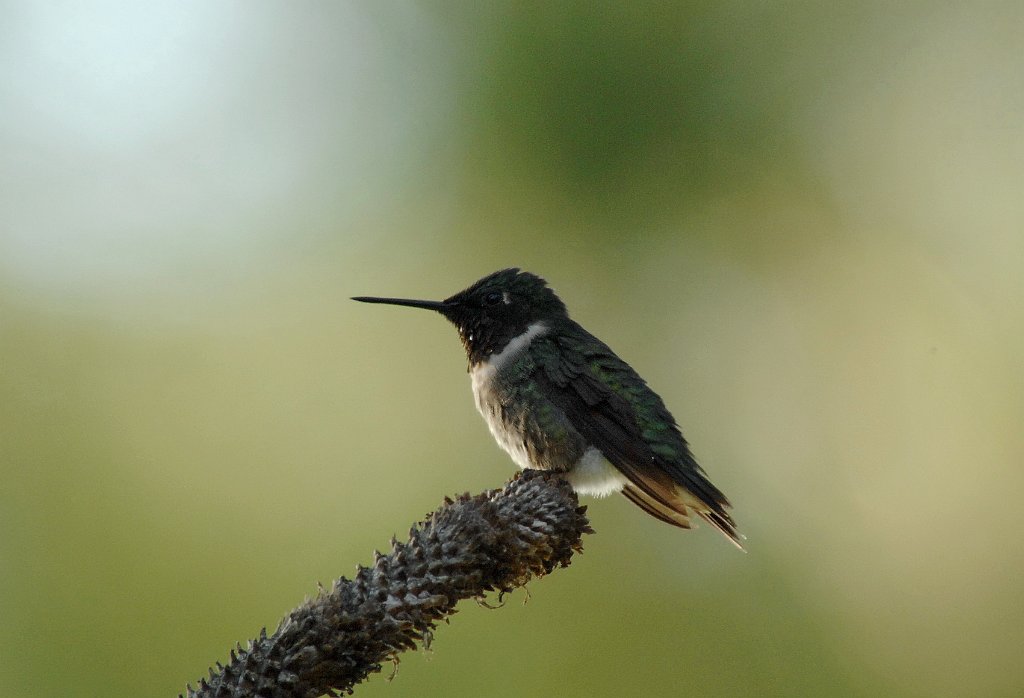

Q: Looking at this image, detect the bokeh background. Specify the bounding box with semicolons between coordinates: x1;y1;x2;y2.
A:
3;3;1022;696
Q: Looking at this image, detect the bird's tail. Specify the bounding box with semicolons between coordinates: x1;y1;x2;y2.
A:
621;468;743;550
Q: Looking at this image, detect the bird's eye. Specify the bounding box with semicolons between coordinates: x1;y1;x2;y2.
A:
483;291;503;306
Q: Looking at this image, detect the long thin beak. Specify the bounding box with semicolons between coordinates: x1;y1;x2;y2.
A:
351;296;450;312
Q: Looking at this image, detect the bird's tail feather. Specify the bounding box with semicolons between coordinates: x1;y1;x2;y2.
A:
622;484;692;529
621;470;744;550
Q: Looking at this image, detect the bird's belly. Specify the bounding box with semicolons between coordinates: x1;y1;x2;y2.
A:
486;417;534;471
471;366;626;497
565;447;628;498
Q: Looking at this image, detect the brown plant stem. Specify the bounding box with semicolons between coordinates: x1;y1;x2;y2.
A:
182;471;592;697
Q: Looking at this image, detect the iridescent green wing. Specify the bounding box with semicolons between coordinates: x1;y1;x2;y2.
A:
531;321;737;540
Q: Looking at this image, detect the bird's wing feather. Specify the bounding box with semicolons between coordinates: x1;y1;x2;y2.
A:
531;323;741;546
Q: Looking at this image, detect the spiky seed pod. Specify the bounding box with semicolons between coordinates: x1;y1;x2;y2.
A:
182;471;591;698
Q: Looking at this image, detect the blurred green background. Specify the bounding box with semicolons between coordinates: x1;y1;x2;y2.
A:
2;3;1022;696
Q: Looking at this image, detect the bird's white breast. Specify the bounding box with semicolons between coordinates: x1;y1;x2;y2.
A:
470;322;547;470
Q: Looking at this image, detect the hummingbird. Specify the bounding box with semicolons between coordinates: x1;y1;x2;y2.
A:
353;268;741;548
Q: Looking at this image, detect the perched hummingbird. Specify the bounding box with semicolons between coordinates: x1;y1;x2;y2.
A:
353;268;741;547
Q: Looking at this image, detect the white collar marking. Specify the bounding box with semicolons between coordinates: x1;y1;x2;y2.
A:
475;321;548;376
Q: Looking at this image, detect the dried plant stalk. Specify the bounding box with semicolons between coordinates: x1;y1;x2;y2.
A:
182;471;591;697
